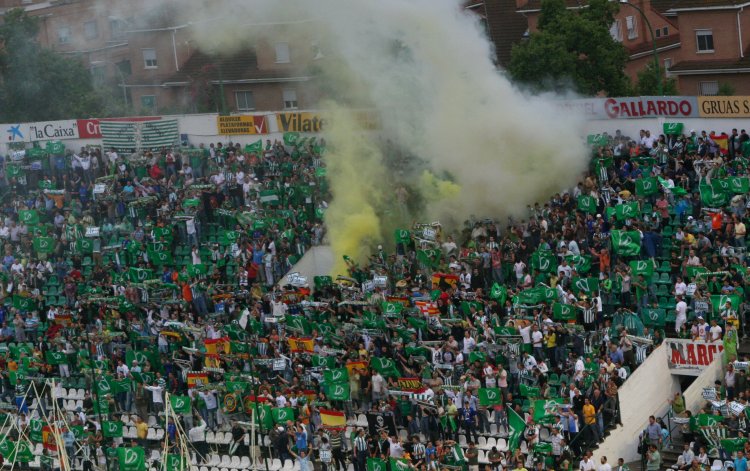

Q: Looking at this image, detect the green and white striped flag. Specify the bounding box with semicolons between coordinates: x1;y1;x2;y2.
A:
101;120;178;151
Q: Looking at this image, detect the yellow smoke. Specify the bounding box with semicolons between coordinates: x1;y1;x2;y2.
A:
322;106;386;276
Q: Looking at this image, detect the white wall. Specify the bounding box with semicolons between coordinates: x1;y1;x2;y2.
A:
682;354;724;413
594;343;681;464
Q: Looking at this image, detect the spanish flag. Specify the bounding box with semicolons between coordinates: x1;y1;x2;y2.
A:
187;372;209;389
415;301;439;316
711;132;729;155
288;337;314;353
432;273;459;290
205;337;231;356
345;360;367;374
320;409;346;429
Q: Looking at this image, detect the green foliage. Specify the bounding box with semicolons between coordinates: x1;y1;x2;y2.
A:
509;0;630;96
634;62;679;96
0;8;103;122
717;83;736;96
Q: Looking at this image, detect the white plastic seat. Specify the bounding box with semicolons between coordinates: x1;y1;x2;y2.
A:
711;460;723;471
230;457;242;468
269;459;282;471
239;457;251;469
207;455;221;467
496;438;508;452
206;431;216;444
146;428;157;440
220;456;232;467
155;429;165;440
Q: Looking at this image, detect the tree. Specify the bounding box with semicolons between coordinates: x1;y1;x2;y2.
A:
717;83;736;96
508;0;630;96
633;62;678;96
0;8;103;122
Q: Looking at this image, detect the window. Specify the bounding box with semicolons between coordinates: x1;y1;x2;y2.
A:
609;19;623;42
142;48;158;68
626;16;638;40
235;91;255;111
110;19;126;39
655;28;661;38
140;95;156;111
116;60;132;77
275;42;290;63
696;30;714;52
283;89;298;110
90;65;105;86
664;58;673;77
57;27;71;44
699;81;719;96
84;20;98;40
662;26;669;36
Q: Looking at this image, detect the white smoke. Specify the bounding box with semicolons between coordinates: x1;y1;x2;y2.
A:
177;0;589;269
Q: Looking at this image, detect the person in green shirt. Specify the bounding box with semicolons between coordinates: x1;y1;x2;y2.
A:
646;444;661;470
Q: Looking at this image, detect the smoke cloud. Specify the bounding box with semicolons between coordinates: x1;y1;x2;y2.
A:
178;0;589;273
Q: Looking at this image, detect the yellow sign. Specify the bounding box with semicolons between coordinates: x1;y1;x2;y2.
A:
275;111;380;132
697;96;750;118
276;112;328;133
217;115;267;134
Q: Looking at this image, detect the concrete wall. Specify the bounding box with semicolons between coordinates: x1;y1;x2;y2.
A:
682;354;724;414
594;343;682;464
581;117;746;140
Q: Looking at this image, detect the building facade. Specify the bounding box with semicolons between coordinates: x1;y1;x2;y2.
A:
517;0;750;95
0;0;319;114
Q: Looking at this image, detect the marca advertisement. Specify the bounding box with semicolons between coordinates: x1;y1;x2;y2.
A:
666;338;724;376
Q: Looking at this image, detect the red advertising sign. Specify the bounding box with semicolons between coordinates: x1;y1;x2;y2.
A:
667;339;724;376
77;119;102;139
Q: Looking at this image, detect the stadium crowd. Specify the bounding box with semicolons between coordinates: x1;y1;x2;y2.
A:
0;124;748;471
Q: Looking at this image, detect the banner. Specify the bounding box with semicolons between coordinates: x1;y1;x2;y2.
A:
117;447;146;471
186;372;209;389
326;383;350;401
169;395;192;414
320;409;346;428
508;408;526;452
276;112;327;133
553;302;576;321
367;458;387;471
288;337;314;353
697;96;750;118
611;230;641;256
323;368;349;385
615;201;639;221
271;407;295;423
102;421;123;438
630;260;654;278
366;413;398;437
635;177;659;196
478;388;503;406
217;115;267;135
666;339;724;376
577;195;597;214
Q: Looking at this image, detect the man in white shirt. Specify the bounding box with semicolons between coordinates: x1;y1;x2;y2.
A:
674;278;687;296
709;319;723;342
675;296;688;333
598;456;612;471
580;451;596;471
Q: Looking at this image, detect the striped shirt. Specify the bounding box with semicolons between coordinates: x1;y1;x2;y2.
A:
355;436;368;453
412;443;426;460
634;344;648;364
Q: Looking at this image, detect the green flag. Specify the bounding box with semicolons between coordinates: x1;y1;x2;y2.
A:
128;267;154;282
577;195;597;214
11;441;32;463
700;182;728;207
520;384;541;398
219;230;239;246
552;302;576;321
381;302;404;316
284;132;300;146
565;254;591;274
642;308;666;327
611;230;641;256
531;250;556;274
18;210;38;225
102;421;123;438
508;408;526;452
166;454;188;471
533;398;566;422
489;283;507;304
571;277;599;293
29;420;44;442
259;190;280;205
33;236;55;254
323;368;349;385
389;458;412;471
478;388;502;406
271;407;295;424
635;177;659;196
117;447;146;471
45;351;67;365
729;177;750;194
416;248;441;267
311;355;336;369
245;139;263;154
367;458;387;471
711;294;741;314
257;403;274;430
615;201;639;221
469;351;486;364
326;382;351;401
721;438;747;453
663;123;684;135
12;295;37;311
370;357;400;378
394;229;411;244
169;395;192;414
586;134;608;146
630;260;655;278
